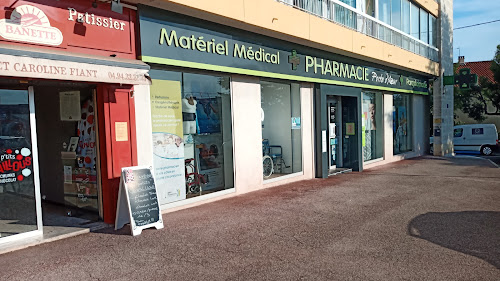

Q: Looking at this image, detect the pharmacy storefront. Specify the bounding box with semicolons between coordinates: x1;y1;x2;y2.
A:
137;5;431;208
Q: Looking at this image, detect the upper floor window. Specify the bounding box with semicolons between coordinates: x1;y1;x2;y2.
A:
420;8;429;44
379;0;391;25
429;15;437;47
377;0;433;45
364;0;375;17
409;2;420;39
341;0;357;8
391;0;402;30
402;0;410;34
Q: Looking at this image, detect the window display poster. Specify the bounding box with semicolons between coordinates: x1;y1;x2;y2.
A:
194;134;224;191
291;117;301;130
362;101;372;161
395;106;407;152
77;100;96;169
60;91;81;121
346;123;355;135
150;79;186;204
369;103;376;130
0;147;33;184
196;97;221;134
64;166;72;184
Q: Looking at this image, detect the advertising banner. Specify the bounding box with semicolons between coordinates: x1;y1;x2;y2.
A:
150;79;186;205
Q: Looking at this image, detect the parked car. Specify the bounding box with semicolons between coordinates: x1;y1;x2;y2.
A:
430;124;499;155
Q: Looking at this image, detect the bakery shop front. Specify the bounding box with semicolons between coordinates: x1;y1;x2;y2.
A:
0;0;150;252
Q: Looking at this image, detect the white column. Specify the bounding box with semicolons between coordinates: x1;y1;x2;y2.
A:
133;84;154;166
231;75;263;193
383;93;394;160
300;83;315;179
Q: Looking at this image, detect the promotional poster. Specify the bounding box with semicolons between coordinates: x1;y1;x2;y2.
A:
150;80;186;204
193;134;224;191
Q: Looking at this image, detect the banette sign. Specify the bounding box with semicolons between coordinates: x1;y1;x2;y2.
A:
67;8;127;31
0;4;129;47
0;0;136;58
0;5;63;46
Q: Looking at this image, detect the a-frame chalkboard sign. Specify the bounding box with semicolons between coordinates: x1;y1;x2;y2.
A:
115;166;164;236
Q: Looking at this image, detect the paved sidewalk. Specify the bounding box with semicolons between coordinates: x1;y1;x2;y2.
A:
1;156;499;281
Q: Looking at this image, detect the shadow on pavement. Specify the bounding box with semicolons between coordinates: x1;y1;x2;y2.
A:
92;224;131;236
408;211;500;269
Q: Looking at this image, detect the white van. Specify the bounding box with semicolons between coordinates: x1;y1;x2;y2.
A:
430;124;499;155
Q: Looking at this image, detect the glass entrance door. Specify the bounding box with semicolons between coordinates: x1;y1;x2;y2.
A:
0;87;42;240
327;97;340;170
341;96;359;169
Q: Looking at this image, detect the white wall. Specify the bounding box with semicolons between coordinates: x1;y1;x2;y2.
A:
231;75;263;193
383;93;394;159
133;84;153;166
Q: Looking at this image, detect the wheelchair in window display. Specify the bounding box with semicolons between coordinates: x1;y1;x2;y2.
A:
185;158;208;194
262;139;290;178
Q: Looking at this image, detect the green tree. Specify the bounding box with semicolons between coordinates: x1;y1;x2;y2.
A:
455;44;500;122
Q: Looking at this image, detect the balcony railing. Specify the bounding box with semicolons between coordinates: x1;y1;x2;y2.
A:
277;0;439;62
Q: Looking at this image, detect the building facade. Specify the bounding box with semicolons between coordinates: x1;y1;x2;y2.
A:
133;0;439;207
1;0;450;252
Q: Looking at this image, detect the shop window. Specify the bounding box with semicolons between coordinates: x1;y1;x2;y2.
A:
149;70;233;205
362;92;384;161
393;94;412;154
261;81;302;179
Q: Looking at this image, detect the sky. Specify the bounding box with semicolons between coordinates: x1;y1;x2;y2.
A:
453;0;500;63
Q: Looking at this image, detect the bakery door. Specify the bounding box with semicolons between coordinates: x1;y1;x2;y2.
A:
0;87;42;240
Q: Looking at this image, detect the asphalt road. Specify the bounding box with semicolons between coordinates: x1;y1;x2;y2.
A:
1;156;499;281
455;150;500;165
479;151;500;166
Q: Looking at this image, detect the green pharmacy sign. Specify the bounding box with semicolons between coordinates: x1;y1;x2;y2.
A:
138;5;431;95
454;68;478;89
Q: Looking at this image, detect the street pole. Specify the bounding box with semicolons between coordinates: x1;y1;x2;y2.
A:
433;0;454;156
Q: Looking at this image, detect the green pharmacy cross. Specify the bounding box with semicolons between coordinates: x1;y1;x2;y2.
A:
454;68;478;89
288;50;300;70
